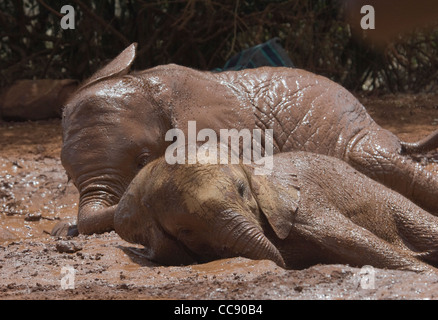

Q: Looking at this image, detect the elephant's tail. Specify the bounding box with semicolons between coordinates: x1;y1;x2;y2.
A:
401;129;438;154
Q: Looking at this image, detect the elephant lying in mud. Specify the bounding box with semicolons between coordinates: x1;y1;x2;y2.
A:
114;152;438;274
55;43;438;236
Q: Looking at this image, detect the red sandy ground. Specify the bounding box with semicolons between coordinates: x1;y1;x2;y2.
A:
0;93;437;300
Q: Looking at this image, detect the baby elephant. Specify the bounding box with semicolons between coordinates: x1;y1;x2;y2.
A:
114;152;438;274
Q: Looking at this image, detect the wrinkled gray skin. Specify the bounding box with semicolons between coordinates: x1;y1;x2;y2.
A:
54;43;438;236
115;152;438;274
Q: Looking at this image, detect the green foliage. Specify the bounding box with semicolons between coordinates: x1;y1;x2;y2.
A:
0;0;437;93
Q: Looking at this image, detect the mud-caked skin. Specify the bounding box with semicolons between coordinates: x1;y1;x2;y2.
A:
115;152;438;274
55;43;438;236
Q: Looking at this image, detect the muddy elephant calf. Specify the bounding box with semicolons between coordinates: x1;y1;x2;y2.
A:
57;43;438;238
114;152;438;274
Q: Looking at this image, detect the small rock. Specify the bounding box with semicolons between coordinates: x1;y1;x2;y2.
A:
24;212;42;221
55;240;82;253
0;227;17;241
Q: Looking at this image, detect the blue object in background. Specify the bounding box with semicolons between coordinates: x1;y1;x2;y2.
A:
214;37;294;72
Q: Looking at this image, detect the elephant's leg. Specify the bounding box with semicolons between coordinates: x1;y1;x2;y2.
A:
386;192;438;265
347;129;438;214
391;201;438;252
295;206;437;273
347;173;438;266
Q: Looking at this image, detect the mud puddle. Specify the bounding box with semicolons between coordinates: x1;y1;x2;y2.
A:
0;120;78;240
0;94;437;300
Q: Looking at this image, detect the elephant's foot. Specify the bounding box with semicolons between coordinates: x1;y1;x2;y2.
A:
51;220;79;237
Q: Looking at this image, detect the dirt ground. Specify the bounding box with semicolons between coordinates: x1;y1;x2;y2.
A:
0;93;437;300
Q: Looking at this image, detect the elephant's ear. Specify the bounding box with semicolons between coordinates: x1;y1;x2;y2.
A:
80;43;137;90
243;165;299;240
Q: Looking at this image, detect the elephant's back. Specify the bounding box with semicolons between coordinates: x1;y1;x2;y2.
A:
286;151;380;210
216;67;376;158
136;65;376;158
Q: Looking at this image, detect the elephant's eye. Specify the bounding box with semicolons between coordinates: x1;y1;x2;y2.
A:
136;151;150;170
237;180;246;198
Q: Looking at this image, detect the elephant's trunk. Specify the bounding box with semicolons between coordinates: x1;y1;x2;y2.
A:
77;202;117;234
215;212;286;268
77;181;122;234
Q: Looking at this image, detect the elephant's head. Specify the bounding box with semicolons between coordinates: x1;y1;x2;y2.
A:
114;154;300;268
58;43;255;236
60;43;171;234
